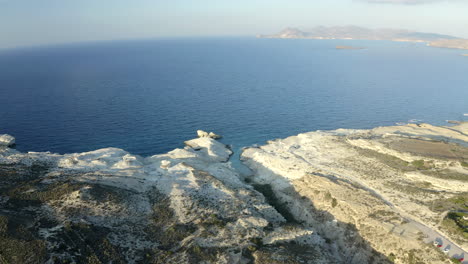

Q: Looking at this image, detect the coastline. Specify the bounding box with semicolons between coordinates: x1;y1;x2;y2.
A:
1;122;467;263
258;35;468;50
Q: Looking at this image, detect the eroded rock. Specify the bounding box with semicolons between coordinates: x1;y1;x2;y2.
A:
0;134;15;147
197;130;222;139
0;131;331;263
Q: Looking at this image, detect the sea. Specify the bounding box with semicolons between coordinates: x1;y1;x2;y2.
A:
1;37;467;168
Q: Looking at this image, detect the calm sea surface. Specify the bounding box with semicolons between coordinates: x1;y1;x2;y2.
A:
1;38;467;164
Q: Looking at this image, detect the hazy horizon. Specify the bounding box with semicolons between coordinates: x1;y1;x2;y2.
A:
1;0;468;49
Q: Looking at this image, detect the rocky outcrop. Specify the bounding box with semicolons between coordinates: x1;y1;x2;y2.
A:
196;130;222;139
0;133;335;264
0;134;15;147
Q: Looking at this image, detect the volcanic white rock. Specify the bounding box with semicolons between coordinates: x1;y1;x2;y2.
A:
197;130;221;139
208;132;221;139
0;134;15;147
0;131;340;263
197;130;209;138
160;160;171;169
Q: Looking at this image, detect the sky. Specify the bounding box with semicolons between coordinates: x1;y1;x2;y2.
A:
1;0;468;49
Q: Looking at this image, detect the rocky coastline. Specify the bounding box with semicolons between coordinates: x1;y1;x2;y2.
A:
0;124;467;263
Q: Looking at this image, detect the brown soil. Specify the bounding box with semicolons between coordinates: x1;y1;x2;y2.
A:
388;139;468;160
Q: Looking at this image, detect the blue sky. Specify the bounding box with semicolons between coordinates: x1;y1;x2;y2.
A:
1;0;467;48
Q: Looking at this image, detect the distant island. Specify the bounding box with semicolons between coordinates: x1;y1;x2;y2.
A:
258;26;468;50
462;54;468;56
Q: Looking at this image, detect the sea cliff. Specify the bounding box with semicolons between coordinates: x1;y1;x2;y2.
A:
0;124;467;263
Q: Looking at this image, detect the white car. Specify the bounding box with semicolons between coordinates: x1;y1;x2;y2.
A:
433;241;439;246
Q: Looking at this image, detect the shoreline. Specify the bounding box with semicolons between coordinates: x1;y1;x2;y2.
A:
1;122;467;263
258;36;468;50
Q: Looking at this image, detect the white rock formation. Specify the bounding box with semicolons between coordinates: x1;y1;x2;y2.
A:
197;130;222;139
184;137;232;162
197;130;209;138
208;132;221;139
1;131;339;263
0;134;15;147
160;160;171;169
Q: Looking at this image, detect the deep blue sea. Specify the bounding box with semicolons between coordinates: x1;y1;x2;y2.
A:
1;37;467;165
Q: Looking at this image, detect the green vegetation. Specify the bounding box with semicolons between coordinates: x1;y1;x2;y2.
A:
410;160;436;170
0;237;46;264
414;181;432;188
431;193;468;212
143;249;175;264
250;237;263;247
441;212;468;240
355;148;451;175
251;242;322;264
201;248;221;262
29;163;50;178
87;255;102;264
0;216;7;234
323;191;338;208
401;249;425;264
1;179;142;263
145;244;222;264
0;215;47;264
369;210;403;225
60;222;126;263
159;224;197;249
148;199;197;250
369;210;397;218
355;148;413;172
384;182;435;196
461;161;468;168
411;160;426;170
87;184;128;204
423;169;468;182
8;181;83;203
450;257;463;263
202;214;226;228
187;245;220;263
331;198;338;208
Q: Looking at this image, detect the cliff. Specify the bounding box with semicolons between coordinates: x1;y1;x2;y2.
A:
0;133;335;263
0;123;466;263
